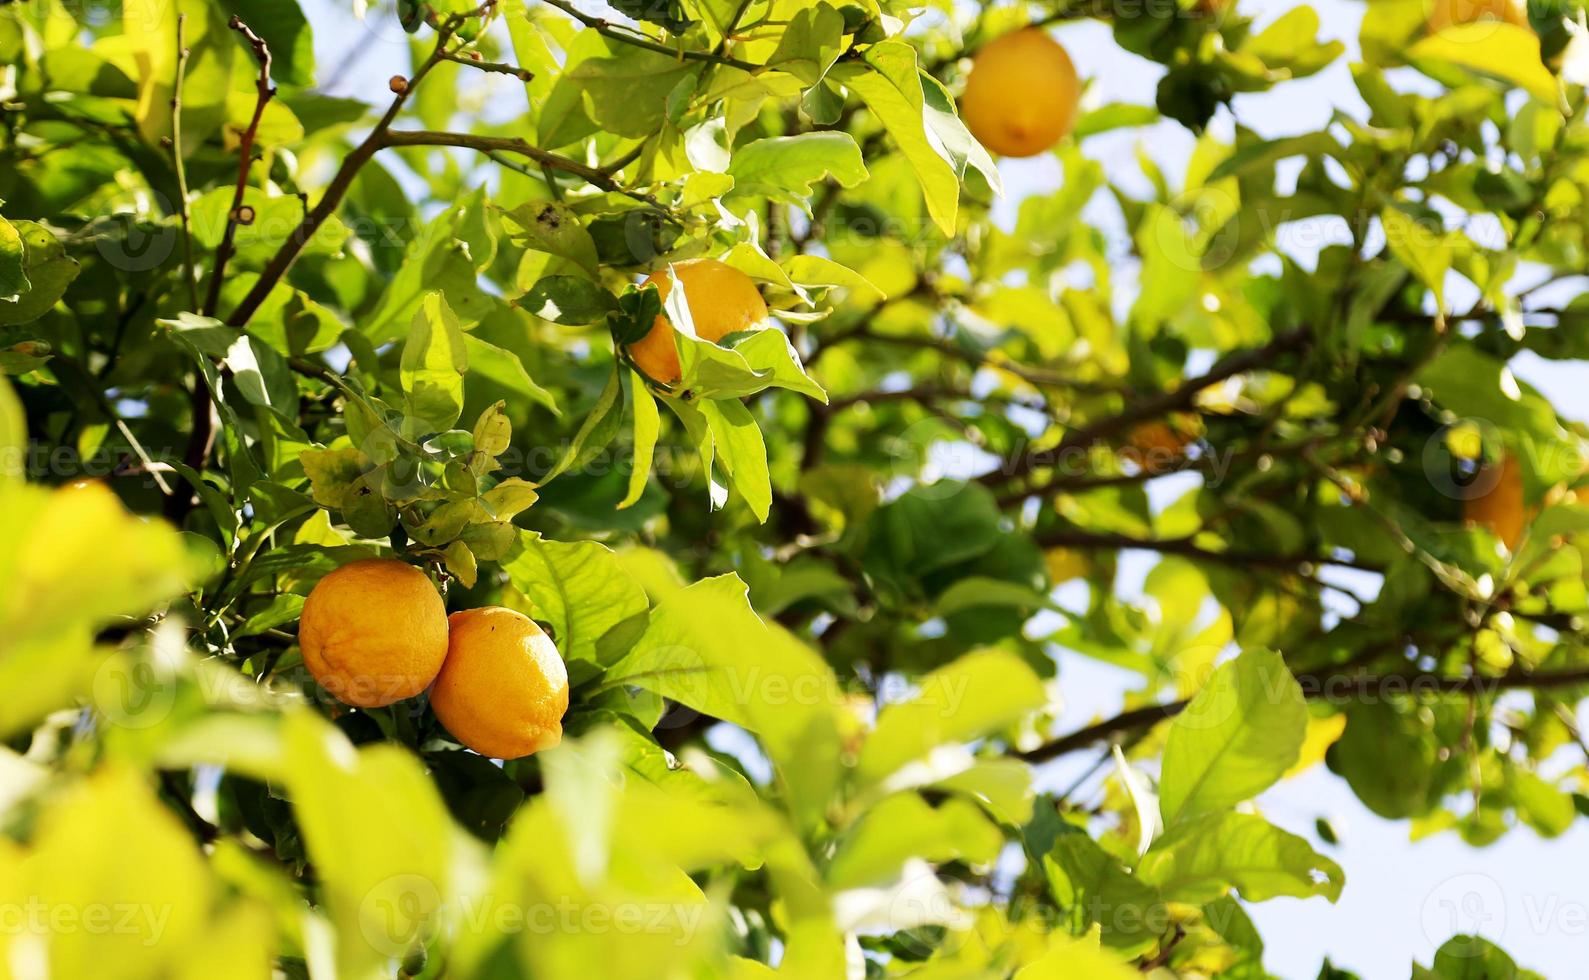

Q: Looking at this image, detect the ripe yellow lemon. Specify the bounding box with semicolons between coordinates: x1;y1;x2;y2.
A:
298;558;449;708
1464;454;1526;549
626;258;770;384
959;28;1080;158
430;607;569;759
1427;0;1528;31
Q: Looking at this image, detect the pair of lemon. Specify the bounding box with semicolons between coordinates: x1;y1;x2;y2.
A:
298;559;567;759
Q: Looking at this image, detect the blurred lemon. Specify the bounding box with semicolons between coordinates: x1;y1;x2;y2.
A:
1427;0;1528;32
1043;547;1089;584
959;28;1080;158
298;558;449;707
1464;453;1526;550
1120;417;1197;475
430;606;569;759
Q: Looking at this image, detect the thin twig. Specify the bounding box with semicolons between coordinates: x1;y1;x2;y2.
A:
440;50;534;81
1031;527;1382;574
202;15;274;318
539;0;760;71
171;15;273;523
171;15;199;311
378;129;624;192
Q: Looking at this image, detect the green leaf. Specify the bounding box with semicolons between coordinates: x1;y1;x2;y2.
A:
0;221;80;326
502;532;649;664
782;254;886;302
463;334;560;416
499;201;600;278
1043;831;1164;955
605;574;847;822
469;400;512;475
1015;933;1139;980
677;327;828;402
221;332;296;417
863;482;1002;586
401;292;469;436
1073;102;1159;138
559;34;700;138
1408;23;1560;104
18;766;231;978
831;43;962;236
663;396;728;510
1159;648;1307;826
857;649;1048;786
700;398;771;523
1206;132;1342;183
522;275;618;324
919;69;1003;196
621;371;660;510
545;366;624;482
363;190;498;341
1327;702;1438;819
0;213;25;301
725;133;868;214
1418;344;1564;450
931;757;1035;825
1510;769;1575;838
767;2;845;84
0;375;23;481
282;712;463;977
1244;6;1343;78
827;793;1002;889
1137;811;1344;904
1380;206;1453;313
1424;935;1526;979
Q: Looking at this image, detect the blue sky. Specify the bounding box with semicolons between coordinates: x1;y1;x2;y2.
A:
301;1;1589;975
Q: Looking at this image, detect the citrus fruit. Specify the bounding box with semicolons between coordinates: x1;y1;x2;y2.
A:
959;28;1080;158
1120;418;1196;475
1427;0;1528;32
626;258;770;384
430;606;569;759
298;558;449;708
1464;453;1526;549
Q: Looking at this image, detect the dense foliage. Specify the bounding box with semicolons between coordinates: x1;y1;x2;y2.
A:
3;0;1589;975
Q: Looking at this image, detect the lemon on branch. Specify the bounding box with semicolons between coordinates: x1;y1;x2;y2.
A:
298;558;450;708
625;258;770;385
430;606;569;759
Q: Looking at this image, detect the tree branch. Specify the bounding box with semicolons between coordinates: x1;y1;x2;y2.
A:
226;29;456;327
812;324;1119;394
439;50;534;81
985;326;1313;489
170;14;199;311
1031;527;1382;573
1018;663;1589;764
378;129;626;193
538;0;760;71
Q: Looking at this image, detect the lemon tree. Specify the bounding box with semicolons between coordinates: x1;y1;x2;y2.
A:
2;0;1589;976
